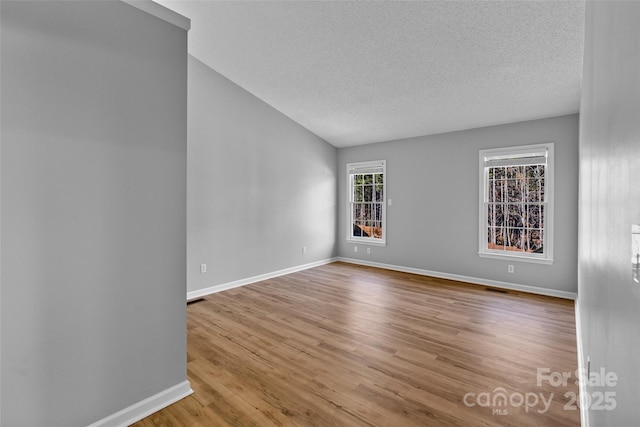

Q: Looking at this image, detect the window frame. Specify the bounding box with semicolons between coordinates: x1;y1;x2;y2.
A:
346;160;387;246
478;143;554;264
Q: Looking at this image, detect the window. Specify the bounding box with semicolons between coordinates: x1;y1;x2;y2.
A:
347;160;386;245
479;143;553;264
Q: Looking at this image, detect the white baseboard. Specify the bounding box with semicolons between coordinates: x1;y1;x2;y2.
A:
574;299;589;427
187;258;337;300
336;257;577;300
88;380;192;427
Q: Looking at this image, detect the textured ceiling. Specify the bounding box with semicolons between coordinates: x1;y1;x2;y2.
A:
156;0;584;148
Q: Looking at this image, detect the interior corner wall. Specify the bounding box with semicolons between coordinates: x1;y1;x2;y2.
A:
578;1;640;425
337;114;579;295
1;2;188;425
187;56;337;295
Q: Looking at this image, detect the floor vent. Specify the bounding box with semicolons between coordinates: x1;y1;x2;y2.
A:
485;287;509;294
187;297;205;305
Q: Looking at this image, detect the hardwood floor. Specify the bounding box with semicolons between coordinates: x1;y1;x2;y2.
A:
133;262;580;427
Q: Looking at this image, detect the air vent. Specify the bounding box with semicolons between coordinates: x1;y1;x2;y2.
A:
485;287;509;294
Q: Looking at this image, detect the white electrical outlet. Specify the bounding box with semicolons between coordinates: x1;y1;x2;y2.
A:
200;264;207;273
508;264;514;274
367;248;371;254
354;246;358;253
302;246;307;254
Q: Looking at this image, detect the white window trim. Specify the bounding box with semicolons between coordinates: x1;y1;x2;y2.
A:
478;143;554;265
346;160;387;246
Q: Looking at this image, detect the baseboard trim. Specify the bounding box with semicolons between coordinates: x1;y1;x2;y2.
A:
336;257;577;300
187;258;337;300
87;380;192;427
574;299;589;427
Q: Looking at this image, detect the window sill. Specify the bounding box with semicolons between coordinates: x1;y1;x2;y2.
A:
478;251;553;265
347;238;386;247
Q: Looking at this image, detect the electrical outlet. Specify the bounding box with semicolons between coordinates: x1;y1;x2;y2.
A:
200;264;207;273
508;264;514;274
302;246;307;254
354;246;358;253
366;248;371;254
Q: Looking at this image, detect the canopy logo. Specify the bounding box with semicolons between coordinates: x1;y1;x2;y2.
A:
463;387;553;415
463;367;617;415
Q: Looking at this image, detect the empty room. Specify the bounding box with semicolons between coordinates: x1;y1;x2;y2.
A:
1;1;639;426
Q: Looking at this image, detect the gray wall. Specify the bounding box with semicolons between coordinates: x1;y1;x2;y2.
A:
187;56;337;295
1;2;188;425
338;114;579;295
578;1;640;425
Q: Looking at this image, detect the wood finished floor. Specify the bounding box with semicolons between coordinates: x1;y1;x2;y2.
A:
134;262;580;427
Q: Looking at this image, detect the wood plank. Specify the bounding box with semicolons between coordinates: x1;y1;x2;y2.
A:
132;262;580;426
